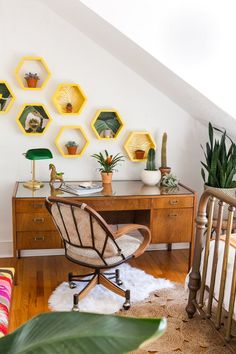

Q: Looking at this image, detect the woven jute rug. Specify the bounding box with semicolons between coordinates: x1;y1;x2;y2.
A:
119;284;236;354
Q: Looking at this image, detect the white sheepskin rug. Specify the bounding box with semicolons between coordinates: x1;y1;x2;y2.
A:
48;264;174;314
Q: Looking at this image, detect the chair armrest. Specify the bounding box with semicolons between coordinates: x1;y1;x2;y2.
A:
114;224;151;258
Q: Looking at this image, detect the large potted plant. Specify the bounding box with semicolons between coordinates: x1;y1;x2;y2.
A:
201;122;236;217
92;150;124;184
141;148;161;186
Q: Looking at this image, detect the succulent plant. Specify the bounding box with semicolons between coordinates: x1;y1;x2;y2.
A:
65;141;78;147
161;132;167;168
161;173;178;187
24;72;40;80
145;148;157;171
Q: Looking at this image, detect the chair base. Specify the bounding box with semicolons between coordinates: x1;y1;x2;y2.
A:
69;269;130;311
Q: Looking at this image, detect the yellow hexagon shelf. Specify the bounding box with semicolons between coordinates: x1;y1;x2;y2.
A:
52;83;87;115
0;81;15;114
15;56;51;90
55;126;89;158
91;109;125;140
124;131;156;162
16;104;52;136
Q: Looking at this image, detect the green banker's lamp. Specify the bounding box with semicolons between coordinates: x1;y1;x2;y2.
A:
23;148;53;190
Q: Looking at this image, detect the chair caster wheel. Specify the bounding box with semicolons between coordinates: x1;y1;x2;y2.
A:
123;302;131;310
115;269;123;286
69;282;77;289
123;289;130;310
116;279;123;286
72;305;80;312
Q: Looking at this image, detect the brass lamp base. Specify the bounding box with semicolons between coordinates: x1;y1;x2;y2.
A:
23;180;44;190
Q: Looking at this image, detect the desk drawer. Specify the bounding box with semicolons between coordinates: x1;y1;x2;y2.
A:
152;196;193;209
16;213;57;232
15;200;47;213
79;198;151;211
151;208;193;243
16;231;62;249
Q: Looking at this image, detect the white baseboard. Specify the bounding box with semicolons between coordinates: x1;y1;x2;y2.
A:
148;242;190;251
0;241;13;258
0;241;189;258
21;249;65;257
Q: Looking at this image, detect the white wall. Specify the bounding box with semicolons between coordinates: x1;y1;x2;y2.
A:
82;0;236;119
0;0;205;256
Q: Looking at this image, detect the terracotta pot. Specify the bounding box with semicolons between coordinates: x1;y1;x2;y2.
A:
26;78;38;88
159;167;171;176
67;146;78;155
135;149;145;159
101;172;113;184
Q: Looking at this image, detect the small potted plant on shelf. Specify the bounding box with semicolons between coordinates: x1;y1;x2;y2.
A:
92;150;124;184
65;103;73;113
135;149;145;160
141;148;161;186
24;72;40;88
159;132;171;176
65;141;78;155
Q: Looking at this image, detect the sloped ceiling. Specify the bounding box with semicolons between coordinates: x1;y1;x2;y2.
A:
38;0;235;136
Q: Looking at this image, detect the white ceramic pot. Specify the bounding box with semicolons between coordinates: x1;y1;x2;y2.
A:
141;169;161;186
204;184;236;219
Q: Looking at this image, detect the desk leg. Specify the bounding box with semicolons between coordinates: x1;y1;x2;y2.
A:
167;243;172;251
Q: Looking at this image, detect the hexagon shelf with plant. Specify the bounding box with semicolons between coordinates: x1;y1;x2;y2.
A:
124;131;156;162
0;81;15;114
52;83;87;115
55;126;89;158
91;110;125;140
15;56;51;90
16;104;52;136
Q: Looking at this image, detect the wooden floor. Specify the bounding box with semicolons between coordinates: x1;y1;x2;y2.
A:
0;249;189;333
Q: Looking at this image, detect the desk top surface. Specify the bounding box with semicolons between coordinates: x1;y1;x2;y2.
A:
14;180;194;199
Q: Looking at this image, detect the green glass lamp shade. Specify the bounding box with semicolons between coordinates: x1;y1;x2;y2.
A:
24;148;53;190
24;148;53;160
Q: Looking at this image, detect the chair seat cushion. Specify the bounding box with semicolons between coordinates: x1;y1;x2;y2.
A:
66;234;141;267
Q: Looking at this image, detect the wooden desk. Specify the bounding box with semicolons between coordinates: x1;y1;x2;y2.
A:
12;181;197;262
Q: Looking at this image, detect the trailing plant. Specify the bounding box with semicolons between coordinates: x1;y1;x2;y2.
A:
65;141;78;147
92;150;124;173
161;173;178;187
0;312;166;354
24;72;40;80
145;148;157;171
201;122;236;188
161;132;167;167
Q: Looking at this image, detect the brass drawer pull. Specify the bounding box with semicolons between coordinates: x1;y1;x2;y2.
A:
168;213;178;217
34;236;45;241
169;199;179;205
32;204;44;209
33;217;45;223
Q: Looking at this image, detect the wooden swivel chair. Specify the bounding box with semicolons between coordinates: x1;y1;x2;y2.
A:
45;197;151;311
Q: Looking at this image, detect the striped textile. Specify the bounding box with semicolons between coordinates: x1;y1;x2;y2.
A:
0;268;14;337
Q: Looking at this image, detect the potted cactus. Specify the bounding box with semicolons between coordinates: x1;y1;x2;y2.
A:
141;148;161;186
24;72;40;88
159;132;171;176
65;141;78;155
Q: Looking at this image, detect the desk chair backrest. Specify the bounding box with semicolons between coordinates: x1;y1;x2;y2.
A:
45;197;123;261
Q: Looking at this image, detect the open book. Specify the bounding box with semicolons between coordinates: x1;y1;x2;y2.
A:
60;182;103;196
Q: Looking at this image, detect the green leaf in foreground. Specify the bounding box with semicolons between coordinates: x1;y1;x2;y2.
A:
0;312;167;354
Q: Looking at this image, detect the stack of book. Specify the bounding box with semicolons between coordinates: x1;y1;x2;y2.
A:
60;182;103;196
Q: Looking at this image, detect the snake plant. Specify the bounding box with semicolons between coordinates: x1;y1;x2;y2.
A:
201;122;236;188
